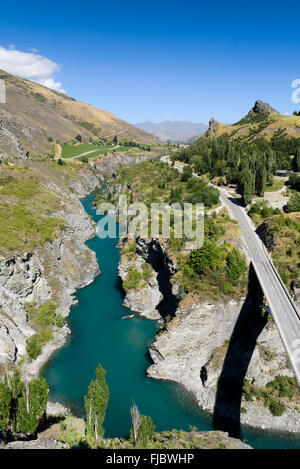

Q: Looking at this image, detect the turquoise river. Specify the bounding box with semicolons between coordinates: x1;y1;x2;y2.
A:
43;193;300;449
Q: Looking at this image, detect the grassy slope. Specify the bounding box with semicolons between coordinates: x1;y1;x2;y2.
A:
61;143;132;159
207;110;300;141
0;160;84;254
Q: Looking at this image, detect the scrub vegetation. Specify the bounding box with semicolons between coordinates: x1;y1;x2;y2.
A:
0;165;66;253
25;301;63;360
104;159;247;301
243;375;300;417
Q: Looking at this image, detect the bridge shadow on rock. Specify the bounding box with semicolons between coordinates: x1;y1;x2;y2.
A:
143;240;179;319
227;196;245;208
213;264;268;438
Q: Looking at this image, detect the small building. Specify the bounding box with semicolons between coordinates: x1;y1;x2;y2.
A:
275;169;292;177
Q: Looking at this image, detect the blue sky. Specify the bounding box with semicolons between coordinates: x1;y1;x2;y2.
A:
0;0;299;124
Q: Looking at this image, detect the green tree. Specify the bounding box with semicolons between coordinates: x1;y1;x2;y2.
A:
136;415;155;446
284;192;300;213
226;247;246;281
239;168;255;205
84;364;109;441
26;334;42;360
293;146;300;172
255;164;267;197
15;376;48;435
181;165;193;182
0;377;12;432
188;241;220;276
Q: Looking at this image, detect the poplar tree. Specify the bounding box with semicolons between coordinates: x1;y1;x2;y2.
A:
84;364;109;440
0;377;12;432
15;375;48;435
0;371;48;435
293;146;300;172
255;164;267;197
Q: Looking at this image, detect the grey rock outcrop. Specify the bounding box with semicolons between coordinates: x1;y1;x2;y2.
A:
252;100;276;115
119;249;162;320
0;118;29;159
3;438;61;450
119;238;178;320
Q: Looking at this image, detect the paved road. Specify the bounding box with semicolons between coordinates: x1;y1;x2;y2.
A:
161;155;300;384
217;186;300;384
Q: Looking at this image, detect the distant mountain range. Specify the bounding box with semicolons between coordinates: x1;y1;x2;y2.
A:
134;120;208;143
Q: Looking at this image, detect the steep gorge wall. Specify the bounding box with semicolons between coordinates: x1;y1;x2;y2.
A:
0;154;157;377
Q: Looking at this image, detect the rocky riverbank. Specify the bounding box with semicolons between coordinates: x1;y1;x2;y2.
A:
119;238;177;320
1;429;252;450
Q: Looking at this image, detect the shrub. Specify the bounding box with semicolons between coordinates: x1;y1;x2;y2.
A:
123;267;142;292
266;375;298;399
188;241;220;276
26;329;54;360
55;313;65;328
26;334;42;360
142;264;152;281
26;301;56;329
268;400;286;416
284;193;300;213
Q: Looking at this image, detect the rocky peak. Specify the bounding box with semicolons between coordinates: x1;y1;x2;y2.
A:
252;100;276;115
208;118;220;129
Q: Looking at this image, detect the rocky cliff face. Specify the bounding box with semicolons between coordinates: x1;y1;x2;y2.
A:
119;238;178;320
147;294;300;433
119;252;162;320
91;153;158;178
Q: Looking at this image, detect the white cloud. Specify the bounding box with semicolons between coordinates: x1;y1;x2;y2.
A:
283;112;290;115
0;45;66;93
38;78;66;94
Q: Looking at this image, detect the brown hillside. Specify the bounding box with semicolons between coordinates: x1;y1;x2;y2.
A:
0;70;157;158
